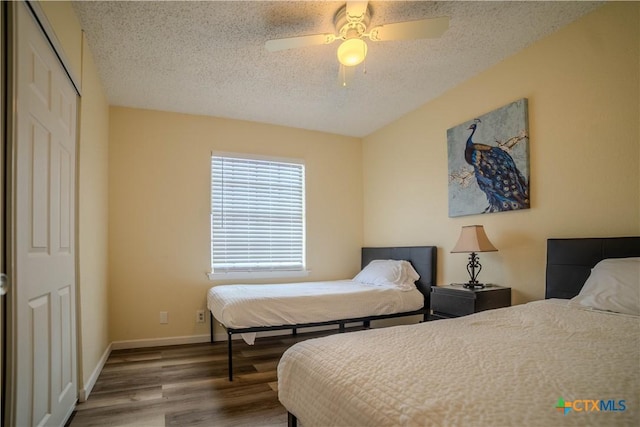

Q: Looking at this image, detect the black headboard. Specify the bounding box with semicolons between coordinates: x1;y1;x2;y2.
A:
546;237;640;299
361;246;437;303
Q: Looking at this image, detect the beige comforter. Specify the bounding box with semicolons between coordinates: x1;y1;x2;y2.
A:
278;300;639;426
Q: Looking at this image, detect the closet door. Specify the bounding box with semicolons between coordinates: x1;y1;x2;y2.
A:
13;2;78;425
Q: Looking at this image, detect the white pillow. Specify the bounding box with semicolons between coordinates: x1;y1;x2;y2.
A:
571;257;640;316
354;259;420;291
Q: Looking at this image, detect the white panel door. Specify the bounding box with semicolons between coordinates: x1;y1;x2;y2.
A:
14;3;78;426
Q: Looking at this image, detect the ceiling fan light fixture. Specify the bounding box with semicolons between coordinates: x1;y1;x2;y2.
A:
337;38;367;66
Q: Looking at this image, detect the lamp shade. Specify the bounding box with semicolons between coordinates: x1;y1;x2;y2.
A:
451;225;498;253
337;38;367;66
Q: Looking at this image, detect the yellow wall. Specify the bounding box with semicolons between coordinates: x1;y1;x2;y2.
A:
39;0;110;396
76;34;110;392
108;108;362;341
39;0;638;352
362;2;640;304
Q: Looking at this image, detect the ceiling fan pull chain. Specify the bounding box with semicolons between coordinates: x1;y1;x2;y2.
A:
363;60;367;75
363;43;367;74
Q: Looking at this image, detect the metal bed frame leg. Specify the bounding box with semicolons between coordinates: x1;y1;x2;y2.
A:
228;331;233;381
209;313;234;381
287;412;298;427
210;313;234;381
339;322;345;333
210;312;214;342
292;327;297;336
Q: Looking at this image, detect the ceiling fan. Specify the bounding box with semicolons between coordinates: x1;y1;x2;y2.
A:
265;1;449;85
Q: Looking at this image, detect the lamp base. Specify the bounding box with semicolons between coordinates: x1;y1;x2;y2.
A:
463;282;486;289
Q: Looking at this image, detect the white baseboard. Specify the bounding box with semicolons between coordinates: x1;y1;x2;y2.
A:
78;322;379;401
109;322;367;350
108;322;366;351
111;334;211;350
78;342;112;402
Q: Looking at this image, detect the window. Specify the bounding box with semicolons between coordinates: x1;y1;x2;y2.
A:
210;154;306;276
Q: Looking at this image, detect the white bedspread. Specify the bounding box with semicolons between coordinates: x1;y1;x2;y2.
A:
207;280;424;343
278;300;640;426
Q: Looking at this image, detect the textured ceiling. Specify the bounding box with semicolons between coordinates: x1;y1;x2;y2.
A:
72;1;603;137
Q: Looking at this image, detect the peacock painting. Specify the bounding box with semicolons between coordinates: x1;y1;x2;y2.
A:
447;99;530;217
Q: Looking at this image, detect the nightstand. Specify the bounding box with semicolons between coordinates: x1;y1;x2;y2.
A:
430;284;511;320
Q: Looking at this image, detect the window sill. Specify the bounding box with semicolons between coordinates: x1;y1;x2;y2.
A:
207;270;310;281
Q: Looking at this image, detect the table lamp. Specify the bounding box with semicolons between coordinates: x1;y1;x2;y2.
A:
451;225;498;289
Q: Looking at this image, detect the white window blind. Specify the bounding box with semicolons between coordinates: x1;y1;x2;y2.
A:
211;155;305;273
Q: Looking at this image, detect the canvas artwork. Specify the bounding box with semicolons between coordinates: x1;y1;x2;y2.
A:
447;98;530;217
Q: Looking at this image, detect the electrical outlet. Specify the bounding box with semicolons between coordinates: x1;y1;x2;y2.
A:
196;309;205;323
160;311;168;324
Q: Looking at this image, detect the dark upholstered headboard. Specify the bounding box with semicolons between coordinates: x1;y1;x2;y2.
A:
361;246;437;303
546;237;640;299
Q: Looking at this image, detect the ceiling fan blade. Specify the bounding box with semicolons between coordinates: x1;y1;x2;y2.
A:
346;1;368;20
368;16;449;42
265;33;336;52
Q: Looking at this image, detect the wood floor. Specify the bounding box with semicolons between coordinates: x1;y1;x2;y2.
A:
68;329;346;427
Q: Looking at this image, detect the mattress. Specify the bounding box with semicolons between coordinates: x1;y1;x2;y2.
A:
278;300;640;426
207;280;424;330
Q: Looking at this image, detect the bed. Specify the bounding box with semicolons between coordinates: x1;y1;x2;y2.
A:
207;246;437;380
278;237;640;426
